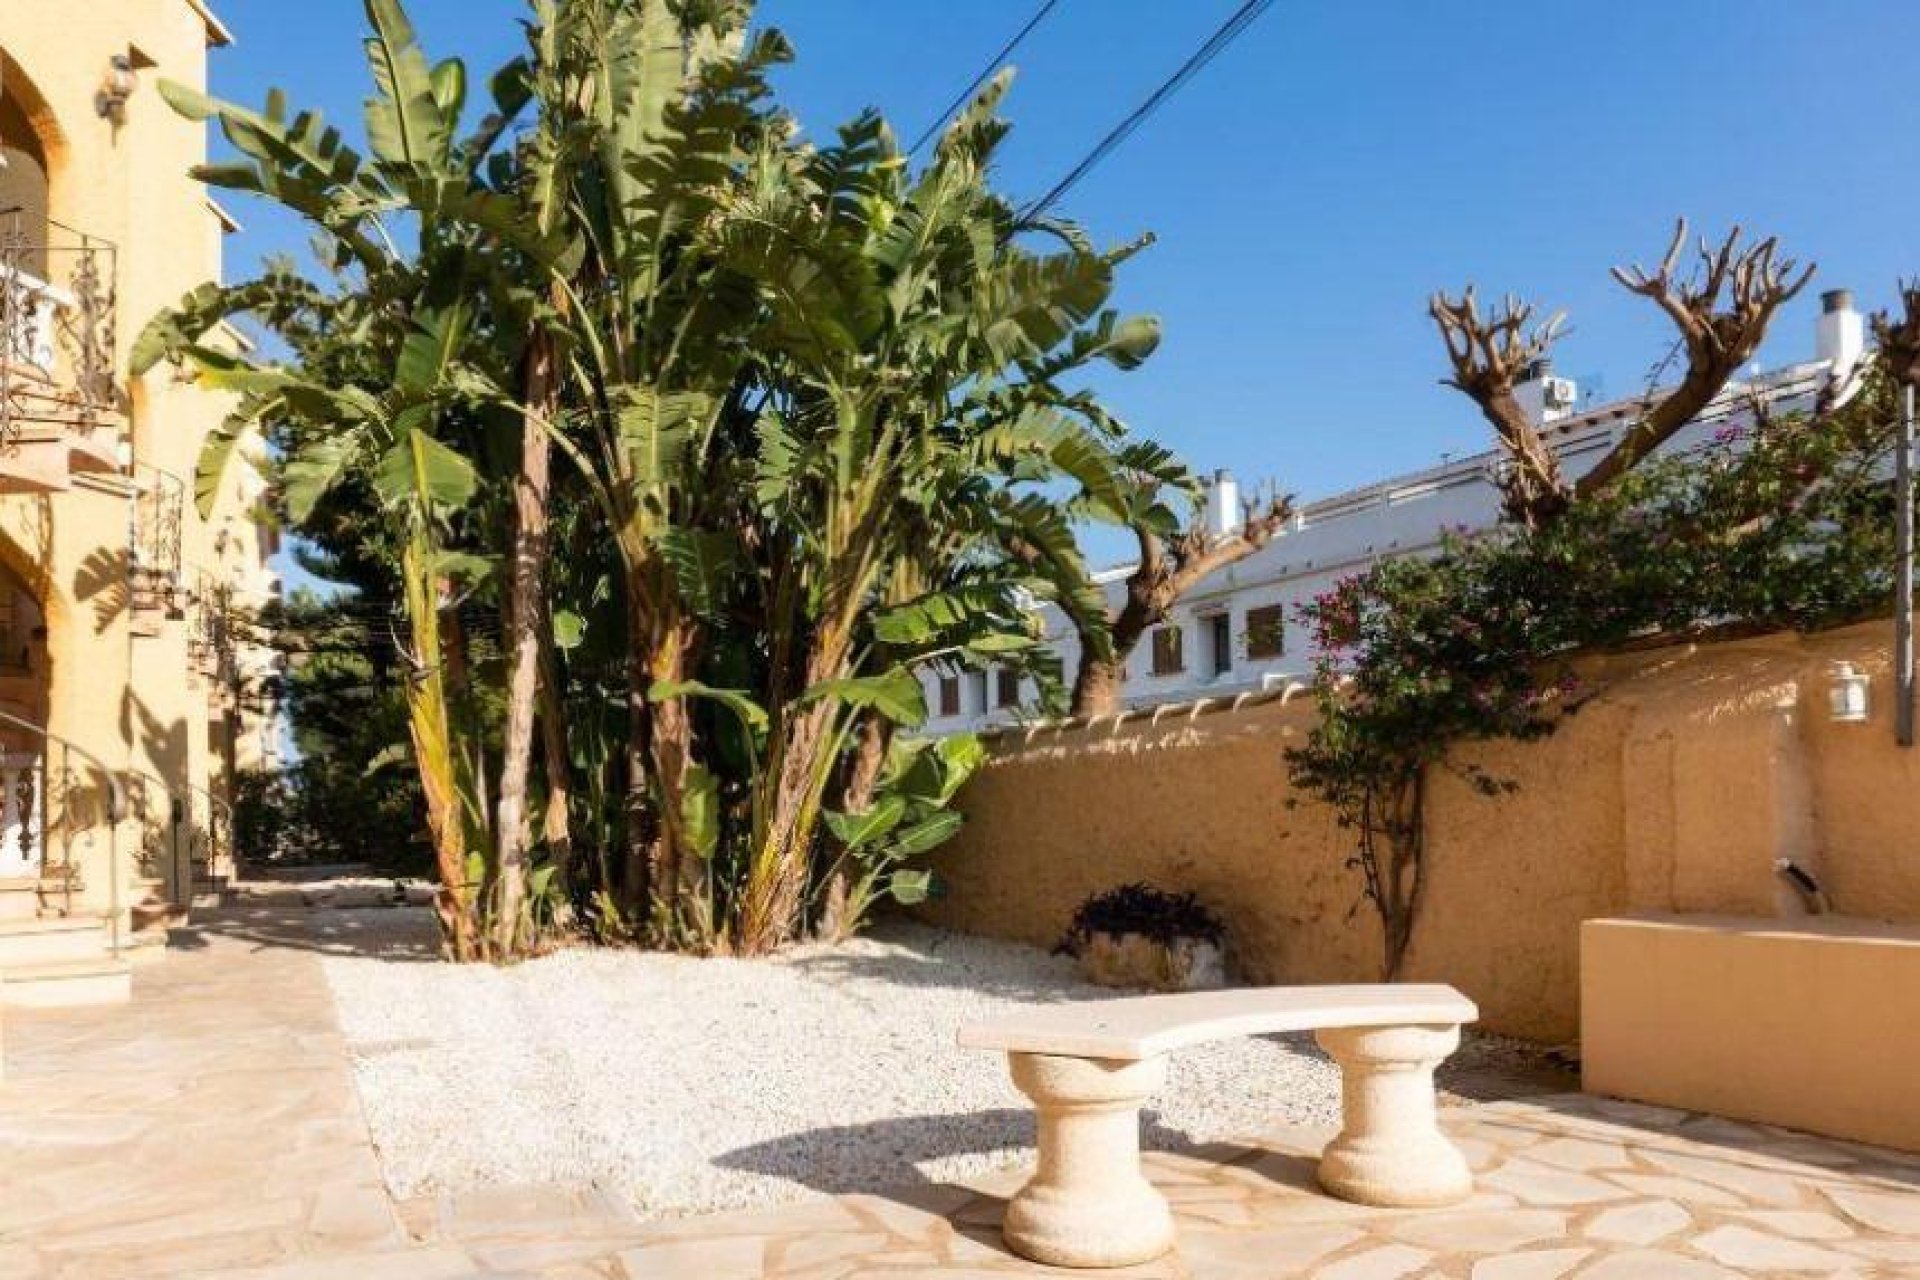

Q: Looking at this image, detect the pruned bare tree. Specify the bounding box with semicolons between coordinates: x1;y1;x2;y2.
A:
1070;486;1295;717
1872;280;1920;391
1431;219;1816;528
1588;220;1816;494
1429;288;1569;527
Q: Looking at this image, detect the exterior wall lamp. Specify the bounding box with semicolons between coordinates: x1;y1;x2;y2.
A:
96;55;138;124
1829;661;1871;724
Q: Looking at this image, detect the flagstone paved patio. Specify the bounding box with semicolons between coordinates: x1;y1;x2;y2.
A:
4;898;1920;1278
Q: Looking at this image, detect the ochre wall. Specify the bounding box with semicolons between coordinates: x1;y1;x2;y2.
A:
1582;915;1920;1153
1;1;276;913
918;619;1920;1044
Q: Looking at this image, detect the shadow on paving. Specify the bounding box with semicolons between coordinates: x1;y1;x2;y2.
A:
711;1106;1218;1197
168;900;442;963
692;1091;1920;1280
1479;1095;1920;1196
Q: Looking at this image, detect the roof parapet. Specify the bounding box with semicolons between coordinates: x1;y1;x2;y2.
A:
185;0;235;48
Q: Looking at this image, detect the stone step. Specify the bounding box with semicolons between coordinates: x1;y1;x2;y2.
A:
131;899;186;933
0;916;109;967
191;876;231;910
0;957;131;1008
0;877;41;922
122;927;173;967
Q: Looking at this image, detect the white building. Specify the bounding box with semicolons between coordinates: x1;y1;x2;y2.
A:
922;290;1869;732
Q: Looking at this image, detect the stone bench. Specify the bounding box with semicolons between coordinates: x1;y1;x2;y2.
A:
958;983;1478;1268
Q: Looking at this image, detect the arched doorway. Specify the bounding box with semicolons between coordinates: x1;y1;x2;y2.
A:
0;57;117;488
0;88;52;280
1;53;57;373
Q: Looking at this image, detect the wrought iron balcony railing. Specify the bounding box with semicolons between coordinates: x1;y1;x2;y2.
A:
189;571;226;681
0;219;121;449
131;463;186;621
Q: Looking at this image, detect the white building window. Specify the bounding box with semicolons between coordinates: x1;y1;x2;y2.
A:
1150;624;1185;676
1246;604;1286;660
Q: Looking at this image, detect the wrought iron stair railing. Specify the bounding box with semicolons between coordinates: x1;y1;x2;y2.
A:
0;707;238;945
0;708;127;949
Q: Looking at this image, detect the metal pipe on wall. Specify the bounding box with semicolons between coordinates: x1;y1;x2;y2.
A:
1899;384;1915;748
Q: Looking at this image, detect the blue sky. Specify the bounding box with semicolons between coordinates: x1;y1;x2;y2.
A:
207;0;1920;565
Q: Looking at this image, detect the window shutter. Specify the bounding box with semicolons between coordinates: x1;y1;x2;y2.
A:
1151;625;1185;676
1246;605;1286;659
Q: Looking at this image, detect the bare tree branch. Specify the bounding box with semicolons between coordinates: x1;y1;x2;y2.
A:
1070;486;1296;715
1873;280;1920;391
1148;490;1295;612
1427;287;1570;527
1579;218;1815;498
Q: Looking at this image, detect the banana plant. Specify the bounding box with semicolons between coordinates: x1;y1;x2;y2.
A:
720;72;1162;952
817;732;986;938
139;0;1173;962
139;0;539;959
518;0;793;940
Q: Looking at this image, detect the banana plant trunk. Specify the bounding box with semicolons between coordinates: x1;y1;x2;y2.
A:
492;330;560;957
644;614;700;936
536;594;572;877
740;625;855;954
817;711;892;942
214;586;243;869
842;712;892;815
401;529;478;961
621;579;656;915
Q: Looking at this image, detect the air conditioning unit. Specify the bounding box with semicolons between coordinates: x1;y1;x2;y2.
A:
1541;377;1578;410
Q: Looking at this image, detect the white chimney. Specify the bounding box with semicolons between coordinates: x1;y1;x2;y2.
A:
1816;289;1864;379
1513;358;1578;427
1203;469;1239;539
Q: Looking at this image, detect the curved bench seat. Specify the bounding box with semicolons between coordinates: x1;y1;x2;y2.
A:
957;983;1477;1060
958;982;1480;1269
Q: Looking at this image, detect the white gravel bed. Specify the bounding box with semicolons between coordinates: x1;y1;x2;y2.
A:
317;912;1548;1220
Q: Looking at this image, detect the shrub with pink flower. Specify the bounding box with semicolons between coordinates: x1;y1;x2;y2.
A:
1286;374;1902;979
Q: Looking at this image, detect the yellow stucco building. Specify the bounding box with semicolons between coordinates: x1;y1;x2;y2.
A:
0;0;278;1005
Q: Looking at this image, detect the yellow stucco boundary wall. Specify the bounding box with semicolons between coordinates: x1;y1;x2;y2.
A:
1582;915;1920;1152
918;618;1920;1044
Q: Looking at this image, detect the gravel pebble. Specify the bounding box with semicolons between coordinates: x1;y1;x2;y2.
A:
318;912;1556;1220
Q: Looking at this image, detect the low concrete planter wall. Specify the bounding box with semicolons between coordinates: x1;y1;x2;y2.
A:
1077;931;1225;992
1582;913;1920;1153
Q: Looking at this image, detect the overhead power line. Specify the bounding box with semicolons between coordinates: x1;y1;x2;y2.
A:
908;0;1064;156
1023;0;1280;220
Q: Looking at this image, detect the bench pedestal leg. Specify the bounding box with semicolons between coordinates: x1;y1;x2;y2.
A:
1314;1023;1472;1208
1002;1051;1173;1268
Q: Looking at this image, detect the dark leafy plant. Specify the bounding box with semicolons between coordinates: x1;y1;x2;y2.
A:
1056;882;1226;957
